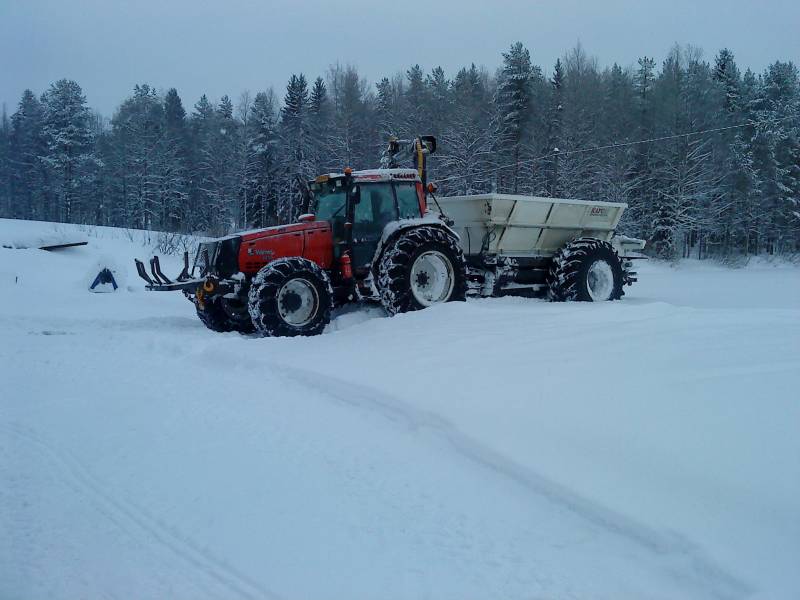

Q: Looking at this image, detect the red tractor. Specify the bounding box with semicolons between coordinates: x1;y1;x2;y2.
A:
136;136;467;337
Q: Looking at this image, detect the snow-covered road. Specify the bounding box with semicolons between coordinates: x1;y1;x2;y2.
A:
1;219;798;599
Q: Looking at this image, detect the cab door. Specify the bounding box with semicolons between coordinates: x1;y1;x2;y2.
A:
351;182;398;268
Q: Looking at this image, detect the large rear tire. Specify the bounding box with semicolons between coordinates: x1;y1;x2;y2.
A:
547;237;624;302
247;257;333;337
376;226;467;315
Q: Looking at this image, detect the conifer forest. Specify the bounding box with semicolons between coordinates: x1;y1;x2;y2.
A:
1;43;798;259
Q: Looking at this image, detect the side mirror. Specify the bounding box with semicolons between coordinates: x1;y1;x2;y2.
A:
351;186;361;204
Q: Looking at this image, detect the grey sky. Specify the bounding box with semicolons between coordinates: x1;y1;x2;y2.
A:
1;0;798;117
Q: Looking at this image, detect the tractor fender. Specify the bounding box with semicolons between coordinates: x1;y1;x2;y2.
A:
364;215;461;298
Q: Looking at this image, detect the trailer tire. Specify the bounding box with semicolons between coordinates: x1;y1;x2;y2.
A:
547;237;624;302
195;297;254;333
377;225;467;315
248;257;332;337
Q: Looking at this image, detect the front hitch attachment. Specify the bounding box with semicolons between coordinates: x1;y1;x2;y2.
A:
134;251;199;291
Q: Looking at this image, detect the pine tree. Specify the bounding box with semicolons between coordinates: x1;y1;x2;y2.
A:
626;57;658;238
0;105;10;218
195;95;240;234
709;49;750;256
557;44;603;199
40;79;95;222
162;88;190;230
713;48;741;114
279;74;311;221
439;64;493;194
186;94;218;231
308;77;332;175
193;94;214;122
750;61;800;253
426;67;451;134
493;42;540;193
105;84;166;229
246;90;280;227
327;65;368;172
543;59;564;197
402;64;429;137
7;92;47;219
375;76;400;139
598;64;638;215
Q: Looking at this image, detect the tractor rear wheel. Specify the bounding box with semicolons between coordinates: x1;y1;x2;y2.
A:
247;257;333;337
195;297;255;333
547;237;624;302
376;225;467;315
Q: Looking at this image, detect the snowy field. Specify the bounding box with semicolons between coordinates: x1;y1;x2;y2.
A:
1;218;798;600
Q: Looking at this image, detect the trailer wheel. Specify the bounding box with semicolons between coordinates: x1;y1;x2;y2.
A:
376;225;467;315
248;257;333;337
547;237;624;302
194;297;255;333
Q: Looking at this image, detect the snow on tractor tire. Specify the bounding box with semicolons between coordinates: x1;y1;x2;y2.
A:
248;257;334;338
546;238;625;302
195;296;255;334
134;136;647;337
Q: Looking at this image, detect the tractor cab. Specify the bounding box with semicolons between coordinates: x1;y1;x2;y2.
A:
309;168;426;270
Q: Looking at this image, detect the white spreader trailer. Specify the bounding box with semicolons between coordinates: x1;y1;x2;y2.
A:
430;193;646;301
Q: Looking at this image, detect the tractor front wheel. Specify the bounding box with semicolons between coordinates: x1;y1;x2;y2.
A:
248;257;333;337
195;296;255;333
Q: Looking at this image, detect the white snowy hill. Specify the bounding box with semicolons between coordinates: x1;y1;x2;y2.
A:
1;218;798;600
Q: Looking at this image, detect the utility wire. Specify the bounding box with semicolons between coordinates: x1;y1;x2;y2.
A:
432;114;796;186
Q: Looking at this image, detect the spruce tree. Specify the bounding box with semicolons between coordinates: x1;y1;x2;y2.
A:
40;79;95;222
106;84;166;229
375;77;399;139
309;77;332;174
544;59;564;197
280;74;311;221
162;88;190;230
556;44;603;199
439;64;493;194
0;105;10;218
402;64;428;137
8;91;47;219
327;65;367;172
493;42;537;193
246;90;280;226
598;64;637;214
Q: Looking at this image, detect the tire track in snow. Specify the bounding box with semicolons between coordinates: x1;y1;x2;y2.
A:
270;363;752;600
1;423;281;600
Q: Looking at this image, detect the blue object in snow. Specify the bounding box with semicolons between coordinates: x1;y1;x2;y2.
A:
90;268;118;291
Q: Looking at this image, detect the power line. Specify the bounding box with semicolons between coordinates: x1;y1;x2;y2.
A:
432;115;796;186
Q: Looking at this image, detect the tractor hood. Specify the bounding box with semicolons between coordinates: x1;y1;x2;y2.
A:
237;221;329;243
197;221;333;278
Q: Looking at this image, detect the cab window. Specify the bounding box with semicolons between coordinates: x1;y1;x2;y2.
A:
395;183;421;219
312;186;347;243
354;183;397;235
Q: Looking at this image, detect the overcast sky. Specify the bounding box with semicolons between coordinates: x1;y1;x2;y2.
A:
1;0;799;117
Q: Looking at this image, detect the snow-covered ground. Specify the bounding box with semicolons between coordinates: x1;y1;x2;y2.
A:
1;218;798;600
